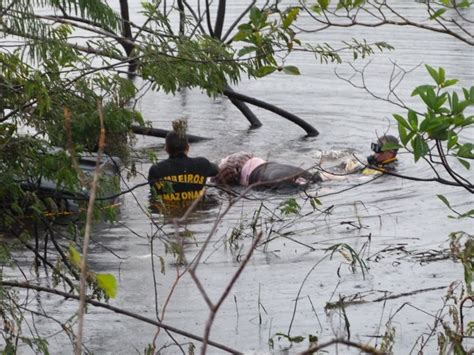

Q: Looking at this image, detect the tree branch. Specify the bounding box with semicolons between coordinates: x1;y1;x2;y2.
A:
300;338;384;355
213;0;226;39
0;280;240;353
224;86;262;128
223;89;319;136
76;101;106;354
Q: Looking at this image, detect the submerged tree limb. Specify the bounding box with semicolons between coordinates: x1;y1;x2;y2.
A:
299;338;384;355
131;125;210;142
224;86;262;128
0;281;240;353
223;89;319;136
213;0;226;40
325;285;448;310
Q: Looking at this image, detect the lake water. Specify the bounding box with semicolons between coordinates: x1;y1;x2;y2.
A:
5;1;474;354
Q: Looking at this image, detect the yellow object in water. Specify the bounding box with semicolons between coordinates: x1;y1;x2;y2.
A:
362;168;383;175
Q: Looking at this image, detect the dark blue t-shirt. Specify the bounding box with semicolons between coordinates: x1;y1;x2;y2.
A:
148;153;218;202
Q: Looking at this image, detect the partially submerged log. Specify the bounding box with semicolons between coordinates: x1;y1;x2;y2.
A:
223;89;319;137
131;126;210;142
225;86;262;128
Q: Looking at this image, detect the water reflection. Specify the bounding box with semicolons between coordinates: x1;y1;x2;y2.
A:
148;193;222;223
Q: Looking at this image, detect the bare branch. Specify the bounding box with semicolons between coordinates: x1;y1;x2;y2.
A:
76;101;106;354
0;281;240;353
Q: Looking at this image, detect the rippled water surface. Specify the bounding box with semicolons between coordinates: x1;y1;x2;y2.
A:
6;1;474;354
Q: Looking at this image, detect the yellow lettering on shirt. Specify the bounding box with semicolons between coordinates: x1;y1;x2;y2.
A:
153;173;207;204
161;174;206;185
160;189;204;202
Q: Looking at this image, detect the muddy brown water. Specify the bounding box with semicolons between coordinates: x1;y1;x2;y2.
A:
4;1;474;354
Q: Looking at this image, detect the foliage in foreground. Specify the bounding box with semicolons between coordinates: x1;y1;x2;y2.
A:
0;0;473;352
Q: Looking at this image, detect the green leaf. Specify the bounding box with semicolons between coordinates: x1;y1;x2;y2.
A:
429;123;450;140
233;29;251;42
408;110;418;130
282;65;300;75
439;67;446;84
238;46;257;56
459;209;474;218
442;79;458;88
451;91;459;112
318;0;330;10
425;64;440;85
437;194;451;209
237;23;252;31
422;87;437;109
447;133;458;150
310;4;322;14
398;123;409;146
310;198;322;210
434;93;448;112
419;112;449;135
453;114;466;127
458;158;471;170
283;7;300;29
453;99;472;115
336;0;348;10
412;135;429;162
250;7;262;26
429;8;446;20
279;198;301;215
393;114;411;130
256;65;276;77
457;143;474;159
411;85;436;97
69;246;81;268
96;273;117;299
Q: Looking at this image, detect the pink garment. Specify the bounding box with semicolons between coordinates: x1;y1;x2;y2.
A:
240;157;266;186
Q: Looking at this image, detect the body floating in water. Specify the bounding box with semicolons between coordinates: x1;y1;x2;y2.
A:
212;135;400;188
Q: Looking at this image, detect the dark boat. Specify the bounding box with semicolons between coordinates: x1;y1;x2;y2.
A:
21;152;123;216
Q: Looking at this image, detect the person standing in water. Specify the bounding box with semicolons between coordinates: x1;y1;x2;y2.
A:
343;134;399;175
148;119;218;203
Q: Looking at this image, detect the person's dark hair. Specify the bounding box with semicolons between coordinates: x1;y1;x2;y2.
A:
165;119;189;157
378;135;399;151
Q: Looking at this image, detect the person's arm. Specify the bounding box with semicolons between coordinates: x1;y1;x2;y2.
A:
148;162;166;186
208;161;219;177
148;165;157;185
319;171;347;181
195;157;219;178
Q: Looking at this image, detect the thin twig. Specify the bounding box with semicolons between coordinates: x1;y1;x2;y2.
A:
299;338;384;355
75;101;106;355
0;281;239;353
